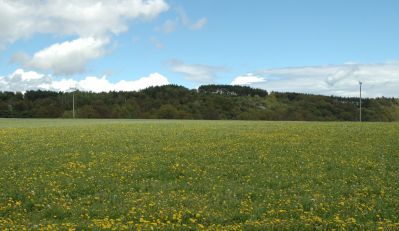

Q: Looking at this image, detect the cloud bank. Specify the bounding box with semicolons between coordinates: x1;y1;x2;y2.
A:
0;69;169;93
231;62;399;97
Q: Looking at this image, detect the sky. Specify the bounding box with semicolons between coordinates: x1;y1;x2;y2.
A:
0;0;399;97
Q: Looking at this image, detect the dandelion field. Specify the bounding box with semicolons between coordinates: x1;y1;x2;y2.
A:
0;119;398;230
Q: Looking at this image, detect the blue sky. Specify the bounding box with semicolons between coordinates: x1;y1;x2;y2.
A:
1;0;399;97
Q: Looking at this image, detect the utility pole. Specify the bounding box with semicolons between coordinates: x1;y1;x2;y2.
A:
69;88;78;119
359;82;362;122
73;91;75;119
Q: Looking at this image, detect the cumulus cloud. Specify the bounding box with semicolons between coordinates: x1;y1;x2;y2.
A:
0;0;169;46
231;62;399;97
73;73;169;92
113;73;169;91
0;69;52;92
2;0;169;75
0;69;170;93
169;60;227;84
15;37;109;75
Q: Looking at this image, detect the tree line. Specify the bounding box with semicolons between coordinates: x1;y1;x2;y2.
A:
0;84;398;121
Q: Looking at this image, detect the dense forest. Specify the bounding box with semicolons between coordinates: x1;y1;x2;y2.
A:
0;85;398;121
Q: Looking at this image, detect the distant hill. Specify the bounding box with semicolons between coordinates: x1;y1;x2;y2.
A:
1;85;398;121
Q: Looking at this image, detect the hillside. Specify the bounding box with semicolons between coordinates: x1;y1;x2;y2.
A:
0;85;398;121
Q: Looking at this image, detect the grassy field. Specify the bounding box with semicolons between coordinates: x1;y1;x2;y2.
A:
0;119;398;230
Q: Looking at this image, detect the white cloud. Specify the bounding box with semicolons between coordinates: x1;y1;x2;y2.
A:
177;7;207;30
0;69;52;92
73;74;170;92
231;73;266;85
114;73;170;91
2;0;169;75
16;37;109;75
0;69;170;93
170;60;227;84
49;79;79;92
0;0;169;46
231;62;399;97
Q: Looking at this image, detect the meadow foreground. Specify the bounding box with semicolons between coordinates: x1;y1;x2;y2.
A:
0;119;398;230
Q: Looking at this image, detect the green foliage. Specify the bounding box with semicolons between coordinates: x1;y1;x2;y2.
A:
0;119;398;229
0;85;398;121
198;84;268;97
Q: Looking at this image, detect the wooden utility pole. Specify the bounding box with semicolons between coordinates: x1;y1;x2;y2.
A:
73;91;75;119
359;82;362;122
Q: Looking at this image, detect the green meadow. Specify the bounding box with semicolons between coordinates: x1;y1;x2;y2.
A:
0;119;398;230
